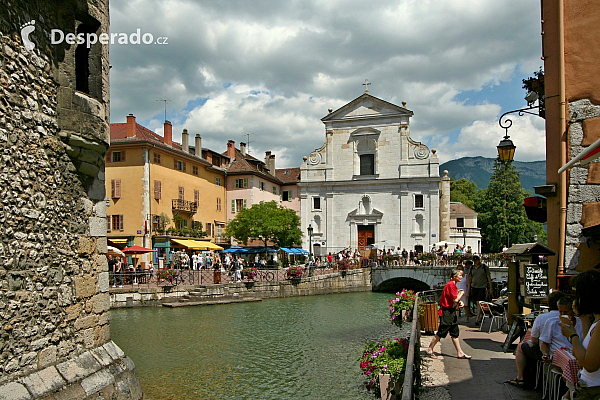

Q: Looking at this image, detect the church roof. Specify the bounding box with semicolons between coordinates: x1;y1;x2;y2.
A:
321;92;413;122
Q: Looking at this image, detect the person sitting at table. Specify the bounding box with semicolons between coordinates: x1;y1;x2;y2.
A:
559;270;600;400
540;296;583;362
508;290;566;388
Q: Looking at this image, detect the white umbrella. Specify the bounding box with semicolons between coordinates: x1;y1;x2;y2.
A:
433;241;460;248
372;239;399;249
107;246;124;257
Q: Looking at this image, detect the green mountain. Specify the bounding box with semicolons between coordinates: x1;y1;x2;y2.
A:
440;156;546;193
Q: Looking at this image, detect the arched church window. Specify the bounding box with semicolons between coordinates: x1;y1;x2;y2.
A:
357;139;377;176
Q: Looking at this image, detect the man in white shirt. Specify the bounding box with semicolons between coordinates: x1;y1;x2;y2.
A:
540;297;583;361
509;291;566;387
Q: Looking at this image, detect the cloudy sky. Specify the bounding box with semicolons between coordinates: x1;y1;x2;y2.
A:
109;0;545;167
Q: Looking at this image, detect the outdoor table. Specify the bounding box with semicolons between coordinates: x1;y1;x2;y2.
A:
553;347;580;386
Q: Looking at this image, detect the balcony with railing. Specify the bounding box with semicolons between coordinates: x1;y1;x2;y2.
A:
172;199;198;214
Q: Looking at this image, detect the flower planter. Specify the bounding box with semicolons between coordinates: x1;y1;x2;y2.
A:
378;373;403;400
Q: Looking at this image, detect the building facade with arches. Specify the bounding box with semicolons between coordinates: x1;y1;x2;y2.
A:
299;92;450;255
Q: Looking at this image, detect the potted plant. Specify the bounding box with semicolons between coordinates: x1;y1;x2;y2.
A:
286;265;304;279
243;266;258;280
337;257;351;271
157;268;180;286
358;337;409;398
388;289;419;327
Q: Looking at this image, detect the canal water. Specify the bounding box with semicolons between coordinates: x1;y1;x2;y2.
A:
111;292;409;400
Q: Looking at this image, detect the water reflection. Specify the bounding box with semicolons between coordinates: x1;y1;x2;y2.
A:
111;292;410;400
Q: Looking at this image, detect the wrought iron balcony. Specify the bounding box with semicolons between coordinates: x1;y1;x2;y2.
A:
172;199;198;213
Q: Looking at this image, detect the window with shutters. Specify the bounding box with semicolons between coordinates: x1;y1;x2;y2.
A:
111;215;124;231
192;165;198;175
194;190;199;206
281;190;292;202
154;180;162;200
206;222;213;237
232;199;247;213
111;179;121;199
235;178;248;188
153;152;161;164
175;160;186;171
107;216;111;232
215;177;221;186
259;181;265;191
272;186;277;195
178;186;185;200
217;197;222;211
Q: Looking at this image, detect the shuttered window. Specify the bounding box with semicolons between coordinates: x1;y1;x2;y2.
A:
154;180;162;200
111;215;123;230
111;179;121;199
194;190;199;206
178;186;184;200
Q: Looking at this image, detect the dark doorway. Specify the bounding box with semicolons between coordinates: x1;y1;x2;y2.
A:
358;225;375;250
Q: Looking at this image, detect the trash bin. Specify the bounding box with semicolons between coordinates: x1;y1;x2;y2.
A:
419;302;439;334
213;270;221;284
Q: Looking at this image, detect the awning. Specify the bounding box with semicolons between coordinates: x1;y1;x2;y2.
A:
280;247;309;255
171;238;224;251
108;238;128;244
559;136;600;173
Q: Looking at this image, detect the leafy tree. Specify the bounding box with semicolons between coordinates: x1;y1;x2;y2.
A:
450;178;478;210
476;160;546;252
225;201;302;255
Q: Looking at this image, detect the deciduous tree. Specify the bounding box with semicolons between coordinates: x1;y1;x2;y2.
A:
225;201;302;255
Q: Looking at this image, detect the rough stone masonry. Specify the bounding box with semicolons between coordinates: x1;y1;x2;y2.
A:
0;1;142;398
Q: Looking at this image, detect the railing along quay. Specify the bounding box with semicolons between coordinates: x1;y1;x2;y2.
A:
108;264;362;289
401;293;422;400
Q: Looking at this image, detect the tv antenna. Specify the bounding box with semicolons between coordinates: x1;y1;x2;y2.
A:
156;99;171;122
242;132;255;154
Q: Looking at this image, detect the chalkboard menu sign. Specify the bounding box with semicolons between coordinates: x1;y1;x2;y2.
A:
524;264;548;299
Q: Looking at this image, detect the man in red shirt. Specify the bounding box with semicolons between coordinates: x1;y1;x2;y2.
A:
426;268;472;359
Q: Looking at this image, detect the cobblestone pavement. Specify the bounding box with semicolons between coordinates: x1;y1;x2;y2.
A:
419;318;543;400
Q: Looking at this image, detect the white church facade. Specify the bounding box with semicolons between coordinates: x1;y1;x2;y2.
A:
299;91;451;256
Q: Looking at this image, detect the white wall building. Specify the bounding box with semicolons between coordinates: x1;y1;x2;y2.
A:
299;91;449;256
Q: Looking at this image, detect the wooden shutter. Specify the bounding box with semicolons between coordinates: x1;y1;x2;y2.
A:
117;215;124;230
231;199;236;213
106;152;111;163
182;162;186;172
154;180;161;200
121;151;126;162
107;215;111;231
178;186;184;200
194;190;199;205
111;179;121;198
243;199;247;209
243;178;248;188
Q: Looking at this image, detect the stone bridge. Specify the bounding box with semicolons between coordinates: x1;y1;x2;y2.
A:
371;265;509;292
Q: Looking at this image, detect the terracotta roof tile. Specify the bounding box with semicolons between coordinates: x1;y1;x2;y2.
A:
276;168;300;184
450;203;477;215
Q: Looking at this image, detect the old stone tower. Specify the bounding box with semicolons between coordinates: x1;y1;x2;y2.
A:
0;1;142;398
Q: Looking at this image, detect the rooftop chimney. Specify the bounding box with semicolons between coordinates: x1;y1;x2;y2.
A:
126;114;136;138
182;129;189;153
227;140;235;158
164;121;172;146
195;134;202;157
264;151;271;166
265;152;275;175
240;142;246;156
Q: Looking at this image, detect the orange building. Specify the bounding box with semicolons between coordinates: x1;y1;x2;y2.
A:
541;0;600;288
106;115;228;265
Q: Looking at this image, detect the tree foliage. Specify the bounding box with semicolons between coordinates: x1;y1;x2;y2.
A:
225;201;302;251
450;178;478;210
476;160;546;252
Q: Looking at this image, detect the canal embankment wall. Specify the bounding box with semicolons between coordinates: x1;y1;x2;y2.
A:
110;268;372;308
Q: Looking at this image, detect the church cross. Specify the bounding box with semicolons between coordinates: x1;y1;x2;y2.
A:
362;79;371;93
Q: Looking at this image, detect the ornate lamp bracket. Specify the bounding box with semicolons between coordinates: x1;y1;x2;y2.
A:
498;105;542;137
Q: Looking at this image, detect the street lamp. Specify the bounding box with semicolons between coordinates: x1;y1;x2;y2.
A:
307;224;313;258
462;228;467;246
497;135;516;162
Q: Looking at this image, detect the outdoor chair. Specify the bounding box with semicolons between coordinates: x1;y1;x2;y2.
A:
479;301;507;333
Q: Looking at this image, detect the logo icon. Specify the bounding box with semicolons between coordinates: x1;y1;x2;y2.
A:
20;20;36;51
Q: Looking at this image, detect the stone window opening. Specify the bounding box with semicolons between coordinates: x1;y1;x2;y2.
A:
414;194;424;209
356;138;378;177
456;217;464;228
75;19;102;98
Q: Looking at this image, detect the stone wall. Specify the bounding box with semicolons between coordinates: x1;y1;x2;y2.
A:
110;269;372;308
565;99;600;270
0;1;141;398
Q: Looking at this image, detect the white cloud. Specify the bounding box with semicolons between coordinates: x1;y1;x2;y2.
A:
108;0;544;167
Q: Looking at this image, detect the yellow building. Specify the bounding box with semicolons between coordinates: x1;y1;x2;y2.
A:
106;114;227;265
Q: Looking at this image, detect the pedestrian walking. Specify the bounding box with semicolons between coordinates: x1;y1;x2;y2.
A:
426;268;472;359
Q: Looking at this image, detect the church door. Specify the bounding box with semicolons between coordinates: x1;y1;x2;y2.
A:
357;225;375;250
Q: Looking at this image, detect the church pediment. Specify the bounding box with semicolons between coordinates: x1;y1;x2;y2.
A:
322;93;413;122
348;208;383;217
